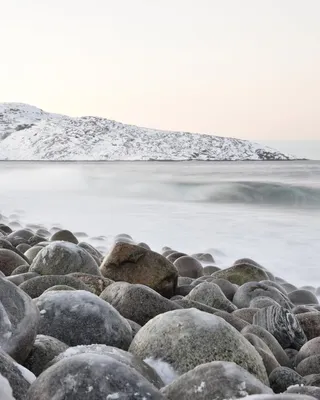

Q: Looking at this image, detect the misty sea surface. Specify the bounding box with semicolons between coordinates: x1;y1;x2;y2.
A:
0;160;319;287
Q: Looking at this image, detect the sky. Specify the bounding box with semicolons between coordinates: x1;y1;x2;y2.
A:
1;0;320;142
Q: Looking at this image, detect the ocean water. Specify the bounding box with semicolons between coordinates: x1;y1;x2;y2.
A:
0;161;319;287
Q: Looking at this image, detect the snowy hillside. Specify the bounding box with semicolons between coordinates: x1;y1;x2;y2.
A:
0;103;295;161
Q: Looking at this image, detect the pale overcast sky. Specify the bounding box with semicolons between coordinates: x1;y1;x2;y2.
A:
1;0;319;140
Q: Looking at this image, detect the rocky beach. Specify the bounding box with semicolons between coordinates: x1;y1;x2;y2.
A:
1;215;320;399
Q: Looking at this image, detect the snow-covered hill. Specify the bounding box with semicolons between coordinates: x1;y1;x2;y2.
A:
0;103;295;161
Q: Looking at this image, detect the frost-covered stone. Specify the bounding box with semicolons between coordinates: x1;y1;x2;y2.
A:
0;277;40;363
0;348;33;400
45;344;164;388
129;308;269;384
30;241;101;276
26;353;165;399
161;361;273;400
35;290;132;349
0;374;15;400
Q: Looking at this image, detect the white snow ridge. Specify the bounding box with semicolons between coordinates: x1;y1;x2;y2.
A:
0;103;296;161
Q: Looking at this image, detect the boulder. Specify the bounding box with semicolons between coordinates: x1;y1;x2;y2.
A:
210;278;237;300
186;282;237;312
244;333;281;375
212;263;269;286
129;308;269;384
45;344;164;389
19;275;92;298
285;386;320;399
241;325;291;367
0;249;29;276
35;290;132;349
50;229;78;244
24;246;43;263
67;272;113;295
161;361;273;400
30;241;101;276
173;256;203;278
23;335;68;376
100;242;178;297
175;299;219;314
269;366;305;393
0;277;40;363
214;310;249;331
296;355;320;376
233;308;259;323
296;312;320;340
250;296;282;309
10;265;30;275
233;282;292;309
167;252;187;263
296;337;320;366
6;272;39;286
26;354;165;400
100;282;181;326
0;348;34;400
253;305;307;350
289;290;319;306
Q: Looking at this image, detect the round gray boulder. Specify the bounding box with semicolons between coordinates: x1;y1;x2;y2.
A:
35;290;132;349
30;241;101;276
296;337;320;366
0;249;29;276
0;348;34;400
234;282;292;309
269;366;304;393
50;229;78;244
289;290;319;306
129;308;269;384
45;344;164;388
241;325;291;367
100;282;181;326
296;355;320;376
296;312;320;340
19;275;92;298
186;282;237;312
23;335;69;376
173;256;203;278
0;277;40;363
26;353;165;399
161;361;273;400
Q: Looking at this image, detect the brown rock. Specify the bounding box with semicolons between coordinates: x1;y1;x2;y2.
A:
100;243;178;297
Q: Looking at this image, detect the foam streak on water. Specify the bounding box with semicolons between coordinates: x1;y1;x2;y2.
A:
0;161;319;287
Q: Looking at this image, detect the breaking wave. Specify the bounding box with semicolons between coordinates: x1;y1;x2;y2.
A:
156;181;320;207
